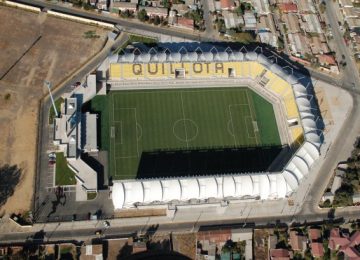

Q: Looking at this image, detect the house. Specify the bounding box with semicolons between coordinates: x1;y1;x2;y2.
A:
346;18;360;31
329;228;352;251
231;229;253;260
97;0;107;10
297;0;316;13
353;193;360;204
80;244;103;260
308;228;322;242
317;54;337;66
223;10;244;29
342;7;358;19
311;243;324;258
270;249;291;260
257;14;276;33
252;0;270;15
328;230;360;259
171;4;189;16
220;0;236;10
308;36;330;55
139;6;168;17
289;231;307;252
243;11;257;30
176;17;194;30
278;3;298;13
288;33;309;57
112;2;137;12
339;0;354;8
302;14;322;34
282;13;300;33
259;31;278;48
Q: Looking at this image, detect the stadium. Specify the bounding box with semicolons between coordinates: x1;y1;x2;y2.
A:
98;45;322;210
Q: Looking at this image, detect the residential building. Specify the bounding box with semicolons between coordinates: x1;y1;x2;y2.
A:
252;0;270;15
231;229;253;260
223;10;244;29
97;0;107;10
306;36;330;55
302;14;322;34
171;4;189;16
259;31;278;47
139;6;168;17
270;248;291;259
80;244;103;260
288;33;309;56
317;54;337;66
282;13;300;33
329;228;352;251
308;228;322;242
278;3;298;13
297;0;316;13
347;18;360;31
112;2;137;12
289;230;307;253
176;17;194;30
220;0;236;10
244;11;257;30
339;0;354;8
342;7;358;19
311;242;324;258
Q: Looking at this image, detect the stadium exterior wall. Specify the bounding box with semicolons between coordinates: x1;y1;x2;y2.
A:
108;50;322;210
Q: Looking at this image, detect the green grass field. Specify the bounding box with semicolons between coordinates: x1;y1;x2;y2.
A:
55;152;76;186
91;87;281;180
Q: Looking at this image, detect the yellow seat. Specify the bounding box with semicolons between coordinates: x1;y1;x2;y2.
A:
291;126;304;145
249;62;264;79
284;93;299;118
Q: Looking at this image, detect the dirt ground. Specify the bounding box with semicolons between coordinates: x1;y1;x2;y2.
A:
0;5;107;215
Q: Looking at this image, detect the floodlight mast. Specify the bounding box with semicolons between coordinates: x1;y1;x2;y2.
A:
45;81;58;118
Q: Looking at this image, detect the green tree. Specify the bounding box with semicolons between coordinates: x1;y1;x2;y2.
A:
137;9;148;22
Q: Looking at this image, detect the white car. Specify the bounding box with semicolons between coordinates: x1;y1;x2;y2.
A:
103;221;110;228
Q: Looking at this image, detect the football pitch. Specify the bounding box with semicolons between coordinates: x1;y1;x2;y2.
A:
103;87;281;180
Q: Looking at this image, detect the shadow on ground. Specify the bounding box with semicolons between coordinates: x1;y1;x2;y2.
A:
136;145;288;179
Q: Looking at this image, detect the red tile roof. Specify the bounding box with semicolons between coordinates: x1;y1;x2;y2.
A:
329;237;350;250
341;246;360;258
270;249;290;259
289;231;306;251
309;229;321;241
317;55;336;65
278;3;298;12
220;0;235;9
349;231;360;247
311;242;324;257
177;17;194;29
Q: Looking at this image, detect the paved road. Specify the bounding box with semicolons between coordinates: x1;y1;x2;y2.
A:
325;0;360;88
201;0;217;39
1;0;359;244
14;0;217;42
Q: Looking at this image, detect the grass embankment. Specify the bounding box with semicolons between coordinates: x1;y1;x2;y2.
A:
49;97;64;124
55;152;76;186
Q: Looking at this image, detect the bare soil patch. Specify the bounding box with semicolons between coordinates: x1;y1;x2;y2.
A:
172;232;196;260
0;5;107;214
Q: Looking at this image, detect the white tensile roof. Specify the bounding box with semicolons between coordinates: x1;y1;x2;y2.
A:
110;50;324;209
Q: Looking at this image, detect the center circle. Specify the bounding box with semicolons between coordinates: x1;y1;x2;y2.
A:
173;119;198;142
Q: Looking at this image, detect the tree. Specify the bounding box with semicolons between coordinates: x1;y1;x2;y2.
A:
154;15;161;25
0;164;21;207
137;9;148;22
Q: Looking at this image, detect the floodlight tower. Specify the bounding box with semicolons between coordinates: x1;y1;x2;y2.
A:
45;81;58;118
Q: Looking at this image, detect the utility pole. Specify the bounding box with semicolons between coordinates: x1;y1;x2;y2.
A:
45;81;58;118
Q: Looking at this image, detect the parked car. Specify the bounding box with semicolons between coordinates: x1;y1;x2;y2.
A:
103;221;110;228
